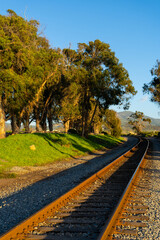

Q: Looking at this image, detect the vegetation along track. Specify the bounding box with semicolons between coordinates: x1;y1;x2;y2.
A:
0;138;149;240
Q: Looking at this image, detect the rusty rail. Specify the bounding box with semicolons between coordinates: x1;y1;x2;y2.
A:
97;139;149;240
0;139;140;240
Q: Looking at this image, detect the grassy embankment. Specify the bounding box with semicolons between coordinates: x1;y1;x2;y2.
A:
0;133;124;178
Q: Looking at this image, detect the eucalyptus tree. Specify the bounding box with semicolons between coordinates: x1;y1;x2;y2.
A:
128;111;151;135
25;47;62;132
143;60;160;106
58;48;82;132
77;40;136;137
87;99;103;134
0;9;61;136
103;109;122;137
0;9;39;136
0;9;44;135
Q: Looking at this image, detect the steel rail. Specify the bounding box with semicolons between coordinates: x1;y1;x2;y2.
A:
97;138;149;240
0;139;140;240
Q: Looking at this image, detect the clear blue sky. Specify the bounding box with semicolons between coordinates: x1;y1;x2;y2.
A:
1;0;160;118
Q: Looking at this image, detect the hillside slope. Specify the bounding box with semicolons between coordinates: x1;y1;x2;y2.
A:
117;111;160;133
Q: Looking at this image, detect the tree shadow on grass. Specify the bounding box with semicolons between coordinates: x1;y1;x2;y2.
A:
67;137;95;153
87;135;124;149
33;133;124;161
34;133;98;158
33;133;105;159
70;134;120;154
34;133;76;159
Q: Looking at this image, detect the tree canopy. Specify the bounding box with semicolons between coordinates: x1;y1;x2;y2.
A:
0;10;137;138
70;40;136;136
143;60;160;106
103;109;122;137
0;9;61;136
128;111;151;135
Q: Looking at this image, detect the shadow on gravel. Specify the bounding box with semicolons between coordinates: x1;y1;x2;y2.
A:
0;137;137;236
0;150;115;235
41;152;139;240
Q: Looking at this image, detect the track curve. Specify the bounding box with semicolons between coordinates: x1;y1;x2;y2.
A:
0;138;149;240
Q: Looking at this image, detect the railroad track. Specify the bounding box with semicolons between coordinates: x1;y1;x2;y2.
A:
0;138;149;240
98;138;150;240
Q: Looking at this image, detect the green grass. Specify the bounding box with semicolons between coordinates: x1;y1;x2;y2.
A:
0;133;123;177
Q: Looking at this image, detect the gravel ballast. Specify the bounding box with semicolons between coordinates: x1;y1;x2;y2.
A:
0;137;159;239
111;138;160;240
136;137;160;239
0;137;138;236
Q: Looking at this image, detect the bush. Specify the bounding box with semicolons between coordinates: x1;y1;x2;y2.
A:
141;131;158;137
68;128;79;135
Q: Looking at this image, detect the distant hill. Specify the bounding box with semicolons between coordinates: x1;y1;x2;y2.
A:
117;111;160;133
5;122;11;131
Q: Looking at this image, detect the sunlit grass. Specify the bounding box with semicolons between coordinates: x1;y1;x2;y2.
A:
0;133;123;177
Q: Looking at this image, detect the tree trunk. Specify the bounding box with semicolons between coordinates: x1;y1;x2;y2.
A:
34;108;40;132
24;112;30;133
93;123;100;134
16;117;21;131
40;111;47;132
0;96;5;139
81;89;87;137
84;111;89;137
36;118;40;132
47;103;53;132
89;99;99;131
11;115;20;134
40;109;47;132
41;121;47;132
81;114;85;137
64;120;70;133
83;94;90;138
48;117;53;132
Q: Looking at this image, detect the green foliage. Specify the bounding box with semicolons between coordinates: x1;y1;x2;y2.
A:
0;10;62;135
78;40;136;107
103;109;122;137
143;60;160;105
77;40;136;136
0;10;136;138
0;133;123;176
128;111;151;135
88;134;123;148
141;131;158;137
60;82;81;121
117;111;160;133
0;10;42;112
